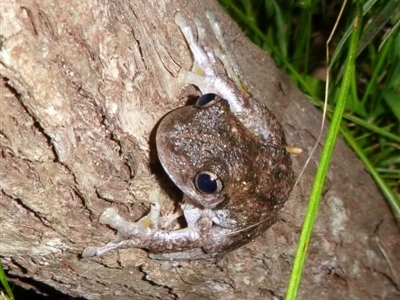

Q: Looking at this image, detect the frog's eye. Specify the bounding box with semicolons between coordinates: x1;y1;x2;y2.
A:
195;93;223;108
194;171;223;194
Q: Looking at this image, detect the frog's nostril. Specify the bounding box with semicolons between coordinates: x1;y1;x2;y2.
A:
194;171;224;194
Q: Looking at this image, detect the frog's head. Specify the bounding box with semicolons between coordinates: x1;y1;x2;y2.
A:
156;93;263;209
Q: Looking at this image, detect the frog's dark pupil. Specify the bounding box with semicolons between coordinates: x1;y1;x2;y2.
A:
196;173;218;194
196;93;217;107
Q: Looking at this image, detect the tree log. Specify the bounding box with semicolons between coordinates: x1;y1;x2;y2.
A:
1;0;399;299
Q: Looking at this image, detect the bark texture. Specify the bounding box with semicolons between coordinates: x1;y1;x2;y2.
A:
1;0;399;299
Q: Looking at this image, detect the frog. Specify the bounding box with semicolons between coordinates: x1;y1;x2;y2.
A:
82;11;294;260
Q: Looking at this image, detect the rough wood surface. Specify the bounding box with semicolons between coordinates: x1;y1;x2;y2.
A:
1;0;399;299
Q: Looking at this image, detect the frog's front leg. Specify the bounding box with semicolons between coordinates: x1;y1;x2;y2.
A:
175;12;283;145
175;12;244;114
82;193;213;258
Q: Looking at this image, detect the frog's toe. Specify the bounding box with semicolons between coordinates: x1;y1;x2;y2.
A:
174;11;189;29
194;17;206;40
98;208;119;225
81;246;98;258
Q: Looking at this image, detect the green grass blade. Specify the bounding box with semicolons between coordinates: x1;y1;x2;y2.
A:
0;263;14;300
382;89;400;121
330;0;370;65
356;0;400;55
380;16;400;50
360;34;393;107
285;10;361;300
271;0;288;59
340;126;400;220
343;114;400;143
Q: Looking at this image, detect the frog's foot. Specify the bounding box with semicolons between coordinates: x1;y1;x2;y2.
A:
174;11;244;113
205;11;247;93
82;204;158;257
174;11;217;79
82;192;213;258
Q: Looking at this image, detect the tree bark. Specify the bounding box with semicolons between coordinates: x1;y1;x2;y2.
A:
1;0;399;299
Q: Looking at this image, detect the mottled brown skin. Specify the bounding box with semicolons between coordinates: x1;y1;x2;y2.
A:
156;97;294;257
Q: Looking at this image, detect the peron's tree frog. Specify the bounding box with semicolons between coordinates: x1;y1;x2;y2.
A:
82;11;294;260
